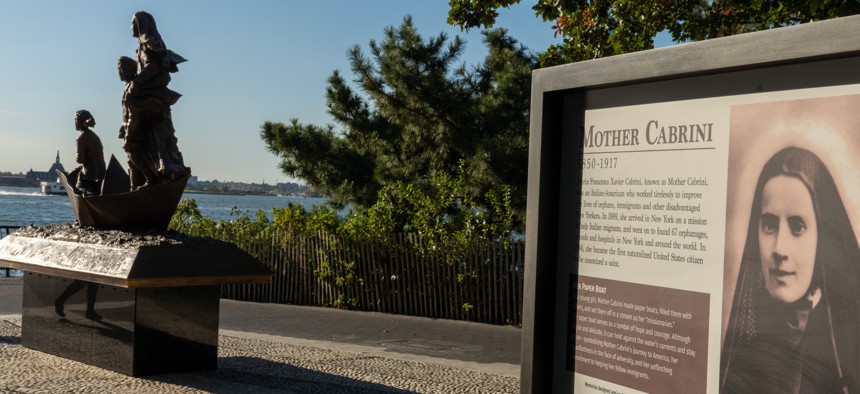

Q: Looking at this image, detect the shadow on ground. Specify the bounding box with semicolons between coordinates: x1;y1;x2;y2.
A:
147;356;414;393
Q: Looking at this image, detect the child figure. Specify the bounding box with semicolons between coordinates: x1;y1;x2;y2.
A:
118;55;159;189
74;110;105;196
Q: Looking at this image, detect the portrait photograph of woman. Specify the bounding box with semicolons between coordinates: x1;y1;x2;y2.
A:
721;94;860;393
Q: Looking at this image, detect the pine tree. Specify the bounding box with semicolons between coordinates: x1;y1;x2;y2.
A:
261;16;535;217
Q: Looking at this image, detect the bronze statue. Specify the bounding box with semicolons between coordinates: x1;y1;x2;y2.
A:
73;110;105;196
120;11;188;190
118;55;160;189
55;12;191;231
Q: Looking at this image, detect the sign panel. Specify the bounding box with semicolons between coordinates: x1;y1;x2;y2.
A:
521;16;860;394
568;86;860;392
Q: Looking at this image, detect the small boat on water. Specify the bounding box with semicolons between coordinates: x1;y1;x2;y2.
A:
39;179;67;196
35;151;68;195
57;155;189;231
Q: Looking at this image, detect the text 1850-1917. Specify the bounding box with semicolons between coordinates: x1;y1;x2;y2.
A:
582;157;618;170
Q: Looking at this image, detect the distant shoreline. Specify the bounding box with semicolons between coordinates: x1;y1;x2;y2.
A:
184;189;271;197
183;189;321;198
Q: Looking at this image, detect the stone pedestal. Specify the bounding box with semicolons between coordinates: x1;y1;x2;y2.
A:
0;226;271;376
23;274;219;375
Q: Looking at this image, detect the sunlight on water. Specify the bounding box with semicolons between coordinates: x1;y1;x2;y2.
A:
0;190;42;197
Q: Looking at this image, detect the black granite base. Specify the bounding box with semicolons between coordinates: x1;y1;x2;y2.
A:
22;272;219;376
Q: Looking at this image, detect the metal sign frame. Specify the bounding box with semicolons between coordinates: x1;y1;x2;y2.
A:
522;15;860;393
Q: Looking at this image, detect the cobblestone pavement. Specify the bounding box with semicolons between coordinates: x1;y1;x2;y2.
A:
0;319;518;393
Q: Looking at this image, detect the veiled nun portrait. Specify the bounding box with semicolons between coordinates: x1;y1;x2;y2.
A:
721;147;860;393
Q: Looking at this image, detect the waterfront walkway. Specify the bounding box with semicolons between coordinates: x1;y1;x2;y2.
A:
0;278;521;393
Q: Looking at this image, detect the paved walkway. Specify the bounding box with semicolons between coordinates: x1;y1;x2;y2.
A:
0;278;522;393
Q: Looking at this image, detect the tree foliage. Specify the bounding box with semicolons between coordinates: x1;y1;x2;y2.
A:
170;166;517;244
448;0;860;66
261;16;535;225
342;165;516;243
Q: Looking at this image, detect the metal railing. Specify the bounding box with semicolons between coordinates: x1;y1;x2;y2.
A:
0;226;20;277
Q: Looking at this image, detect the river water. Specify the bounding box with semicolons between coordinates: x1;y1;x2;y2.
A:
0;186;333;227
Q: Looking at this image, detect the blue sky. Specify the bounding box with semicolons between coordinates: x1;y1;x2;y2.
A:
0;1;668;184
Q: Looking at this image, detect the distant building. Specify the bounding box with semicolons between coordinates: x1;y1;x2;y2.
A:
0;175;29;187
26;151;67;183
0;152;67;187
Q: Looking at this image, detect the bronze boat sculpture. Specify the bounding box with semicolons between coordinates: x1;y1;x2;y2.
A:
58;155;189;232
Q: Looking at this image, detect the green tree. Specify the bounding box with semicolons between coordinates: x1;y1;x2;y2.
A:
448;0;860;66
261;16;535;222
343;164;516;242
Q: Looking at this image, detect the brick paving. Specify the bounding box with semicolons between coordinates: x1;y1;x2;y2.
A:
0;278;521;393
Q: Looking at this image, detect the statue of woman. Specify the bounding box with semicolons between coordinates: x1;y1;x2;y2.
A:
120;11;188;189
721;147;860;392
